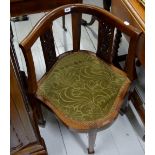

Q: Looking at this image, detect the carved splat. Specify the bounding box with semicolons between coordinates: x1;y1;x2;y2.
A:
40;25;57;72
97;20;114;63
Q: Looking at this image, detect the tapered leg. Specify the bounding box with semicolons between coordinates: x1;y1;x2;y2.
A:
62;16;67;31
88;130;97;154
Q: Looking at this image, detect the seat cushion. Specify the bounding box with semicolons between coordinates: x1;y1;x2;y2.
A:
36;51;131;130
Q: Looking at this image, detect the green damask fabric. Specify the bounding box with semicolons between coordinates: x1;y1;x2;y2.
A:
37;52;129;122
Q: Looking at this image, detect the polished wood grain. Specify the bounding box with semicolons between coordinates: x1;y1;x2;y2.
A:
111;0;145;65
112;0;144;31
40;25;57;72
126;0;144;31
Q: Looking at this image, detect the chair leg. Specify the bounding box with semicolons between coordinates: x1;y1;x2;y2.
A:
88;130;97;154
35;102;46;126
62;16;67;31
29;96;46;127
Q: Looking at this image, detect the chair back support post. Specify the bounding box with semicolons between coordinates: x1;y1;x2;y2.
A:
97;19;115;63
72;12;82;51
40;23;57;72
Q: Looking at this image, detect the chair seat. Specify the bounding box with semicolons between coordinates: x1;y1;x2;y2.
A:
36;51;131;130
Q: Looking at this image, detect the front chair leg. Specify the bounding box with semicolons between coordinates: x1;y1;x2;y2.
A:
88;130;97;154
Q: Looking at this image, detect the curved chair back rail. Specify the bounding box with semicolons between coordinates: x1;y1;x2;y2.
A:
20;4;141;48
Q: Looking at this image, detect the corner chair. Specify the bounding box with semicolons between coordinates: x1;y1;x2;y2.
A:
19;4;142;154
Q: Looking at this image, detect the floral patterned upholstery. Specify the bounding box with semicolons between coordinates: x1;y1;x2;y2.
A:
36;51;130;130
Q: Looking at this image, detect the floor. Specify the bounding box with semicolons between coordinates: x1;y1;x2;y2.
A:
11;0;145;154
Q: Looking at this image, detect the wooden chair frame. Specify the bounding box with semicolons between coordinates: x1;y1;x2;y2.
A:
19;4;142;154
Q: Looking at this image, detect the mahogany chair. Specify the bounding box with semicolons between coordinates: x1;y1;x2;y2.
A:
19;4;142;154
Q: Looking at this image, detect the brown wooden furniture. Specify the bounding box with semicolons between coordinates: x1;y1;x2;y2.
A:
19;4;142;153
11;0;82;17
112;0;144;31
11;27;47;154
111;0;145;65
111;0;145;129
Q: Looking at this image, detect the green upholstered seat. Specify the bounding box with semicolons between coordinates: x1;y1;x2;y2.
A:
36;52;130;129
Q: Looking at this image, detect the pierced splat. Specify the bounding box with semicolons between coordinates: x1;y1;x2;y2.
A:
97;20;114;64
40;25;57;72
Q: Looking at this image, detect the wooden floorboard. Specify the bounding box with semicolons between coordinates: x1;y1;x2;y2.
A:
110;115;144;155
94;129;120;155
58;121;88;155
